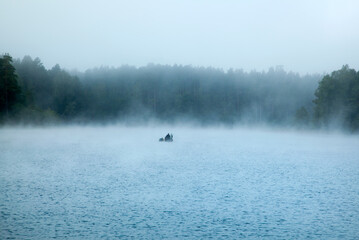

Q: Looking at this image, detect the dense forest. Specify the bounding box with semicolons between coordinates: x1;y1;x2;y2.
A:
1;54;359;131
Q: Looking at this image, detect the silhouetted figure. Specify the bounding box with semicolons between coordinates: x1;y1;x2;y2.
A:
159;133;173;142
165;133;171;141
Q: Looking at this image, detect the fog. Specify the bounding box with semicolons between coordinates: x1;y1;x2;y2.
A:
1;1;359;238
1;0;359;74
1;125;359;238
2;1;359;131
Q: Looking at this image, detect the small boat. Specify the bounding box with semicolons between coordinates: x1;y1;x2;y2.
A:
159;133;173;142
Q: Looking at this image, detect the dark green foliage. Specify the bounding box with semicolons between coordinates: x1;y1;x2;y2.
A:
49;64;83;119
7;54;359;131
313;65;359;131
77;65;319;125
10;57;84;122
3;53;358;131
0;54;22;118
13;56;52;108
2;54;323;125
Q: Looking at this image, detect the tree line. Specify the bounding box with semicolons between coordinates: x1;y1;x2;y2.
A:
1;54;358;131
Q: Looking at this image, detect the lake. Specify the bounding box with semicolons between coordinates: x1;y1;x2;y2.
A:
1;126;359;239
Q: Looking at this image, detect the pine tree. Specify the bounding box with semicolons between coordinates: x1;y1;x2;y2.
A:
0;54;21;118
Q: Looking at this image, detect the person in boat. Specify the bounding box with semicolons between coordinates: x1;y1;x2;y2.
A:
165;133;171;141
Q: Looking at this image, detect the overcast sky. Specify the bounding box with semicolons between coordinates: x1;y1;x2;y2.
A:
1;0;358;74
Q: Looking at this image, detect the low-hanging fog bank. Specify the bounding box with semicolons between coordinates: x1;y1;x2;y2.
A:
1;54;359;132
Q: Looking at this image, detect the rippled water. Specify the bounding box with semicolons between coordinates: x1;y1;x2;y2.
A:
1;126;359;239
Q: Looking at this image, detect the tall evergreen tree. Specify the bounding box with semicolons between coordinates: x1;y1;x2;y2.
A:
0;54;21;118
313;65;359;130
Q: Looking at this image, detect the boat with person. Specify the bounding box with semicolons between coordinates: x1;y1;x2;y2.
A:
159;133;173;142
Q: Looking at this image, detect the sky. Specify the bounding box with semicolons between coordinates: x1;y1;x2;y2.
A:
1;0;359;74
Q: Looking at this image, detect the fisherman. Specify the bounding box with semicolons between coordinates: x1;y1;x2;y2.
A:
165;133;171;141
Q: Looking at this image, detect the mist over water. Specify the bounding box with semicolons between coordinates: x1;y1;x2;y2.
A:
1;126;359;239
2;0;359;238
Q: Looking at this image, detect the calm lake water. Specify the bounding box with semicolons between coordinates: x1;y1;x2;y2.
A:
1;126;359;239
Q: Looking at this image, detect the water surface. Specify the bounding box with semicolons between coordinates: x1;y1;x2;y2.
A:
1;127;359;239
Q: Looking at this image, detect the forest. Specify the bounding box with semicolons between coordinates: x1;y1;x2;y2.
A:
1;54;358;131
